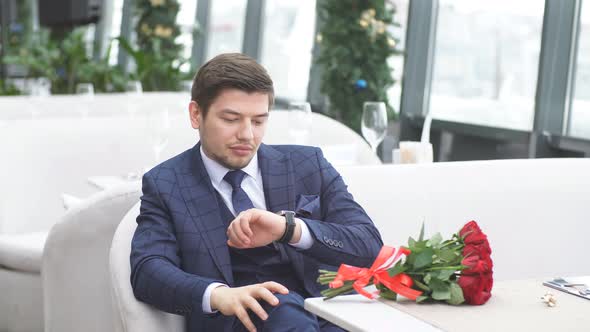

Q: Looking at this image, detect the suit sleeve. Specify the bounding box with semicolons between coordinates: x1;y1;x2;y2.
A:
299;148;384;268
130;172;220;316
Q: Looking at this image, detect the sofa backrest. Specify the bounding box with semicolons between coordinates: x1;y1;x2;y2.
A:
1;93;377;234
110;202;185;332
42;183;142;332
337;158;590;281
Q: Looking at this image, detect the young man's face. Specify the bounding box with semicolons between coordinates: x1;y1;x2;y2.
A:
190;88;270;169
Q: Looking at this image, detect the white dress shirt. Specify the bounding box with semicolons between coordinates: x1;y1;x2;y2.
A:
199;147;313;313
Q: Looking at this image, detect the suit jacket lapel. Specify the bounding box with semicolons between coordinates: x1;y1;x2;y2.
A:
258;144;307;284
176;143;234;285
258;144;296;212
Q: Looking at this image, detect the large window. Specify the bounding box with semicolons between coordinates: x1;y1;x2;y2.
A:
260;0;316;101
387;0;409;115
429;0;545;131
108;0;124;65
108;0;196;67
206;0;247;60
177;0;198;64
570;1;590;139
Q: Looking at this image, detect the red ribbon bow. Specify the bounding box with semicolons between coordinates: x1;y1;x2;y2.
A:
328;246;423;300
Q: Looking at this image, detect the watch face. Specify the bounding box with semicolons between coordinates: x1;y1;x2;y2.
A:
278;210;295;216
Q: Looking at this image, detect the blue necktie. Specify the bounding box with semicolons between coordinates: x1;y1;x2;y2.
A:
224;170;255;215
224;170;282;253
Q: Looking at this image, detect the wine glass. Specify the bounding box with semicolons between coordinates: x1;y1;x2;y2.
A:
125;80;143;95
148;108;171;166
75;83;95;117
75;83;95;97
125;81;143;117
361;101;388;154
32;77;51;97
287;102;312;144
28;78;51;118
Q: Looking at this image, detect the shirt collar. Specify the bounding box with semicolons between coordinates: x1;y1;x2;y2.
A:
200;146;259;187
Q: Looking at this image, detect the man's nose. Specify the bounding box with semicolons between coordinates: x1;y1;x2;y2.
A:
237;120;254;140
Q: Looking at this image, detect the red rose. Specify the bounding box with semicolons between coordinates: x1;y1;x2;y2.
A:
459;220;488;245
463;242;492;257
458;273;493;305
458;220;494;305
461;253;493;274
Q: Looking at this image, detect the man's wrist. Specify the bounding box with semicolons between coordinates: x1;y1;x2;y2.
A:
205;283;228;313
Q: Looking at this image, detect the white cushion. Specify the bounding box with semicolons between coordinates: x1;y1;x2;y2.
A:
42;183;142;332
0;231;47;273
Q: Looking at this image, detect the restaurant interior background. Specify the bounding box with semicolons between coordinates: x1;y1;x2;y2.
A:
1;2;590;332
1;0;590;162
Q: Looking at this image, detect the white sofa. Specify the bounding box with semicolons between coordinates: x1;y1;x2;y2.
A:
0;92;378;332
107;158;590;331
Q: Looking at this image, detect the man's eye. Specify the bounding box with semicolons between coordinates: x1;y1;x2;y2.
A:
253;120;264;126
223;118;238;123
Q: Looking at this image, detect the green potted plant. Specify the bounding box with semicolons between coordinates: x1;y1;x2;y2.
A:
316;0;402;133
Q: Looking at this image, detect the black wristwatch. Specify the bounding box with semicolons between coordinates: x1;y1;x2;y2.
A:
277;210;296;243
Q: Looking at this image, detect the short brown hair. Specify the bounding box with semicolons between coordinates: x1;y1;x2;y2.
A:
191;53;274;116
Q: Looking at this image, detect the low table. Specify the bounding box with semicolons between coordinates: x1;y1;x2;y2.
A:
305;278;590;332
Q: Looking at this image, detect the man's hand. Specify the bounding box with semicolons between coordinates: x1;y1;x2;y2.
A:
210;281;289;332
226;209;302;248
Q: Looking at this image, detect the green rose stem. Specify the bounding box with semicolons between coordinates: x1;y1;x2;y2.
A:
426;266;465;271
318;270;357;300
321;281;355;301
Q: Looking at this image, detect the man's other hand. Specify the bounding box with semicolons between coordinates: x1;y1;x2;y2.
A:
226;209;301;248
210;281;289;332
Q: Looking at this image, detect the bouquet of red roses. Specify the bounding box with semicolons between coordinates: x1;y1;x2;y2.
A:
318;221;493;305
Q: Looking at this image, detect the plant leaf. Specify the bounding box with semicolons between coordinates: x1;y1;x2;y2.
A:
408;236;416;248
437;269;455;281
446;282;465;305
387;261;406;277
413;278;431;292
430;279;451;301
418;222;425;241
377;284;398;301
413;248;434;269
437;249;458;262
416;295;429;303
428;233;443;248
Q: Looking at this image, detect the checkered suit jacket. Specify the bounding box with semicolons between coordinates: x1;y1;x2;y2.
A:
130;143;383;331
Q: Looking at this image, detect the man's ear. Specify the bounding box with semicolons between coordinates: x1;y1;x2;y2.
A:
189;101;201;129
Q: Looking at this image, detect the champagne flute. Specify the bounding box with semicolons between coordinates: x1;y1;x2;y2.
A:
361;101;388;154
288;102;312;144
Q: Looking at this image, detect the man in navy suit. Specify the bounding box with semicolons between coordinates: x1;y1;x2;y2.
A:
131;53;383;332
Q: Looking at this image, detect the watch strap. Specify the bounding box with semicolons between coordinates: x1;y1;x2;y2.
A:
278;211;296;243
